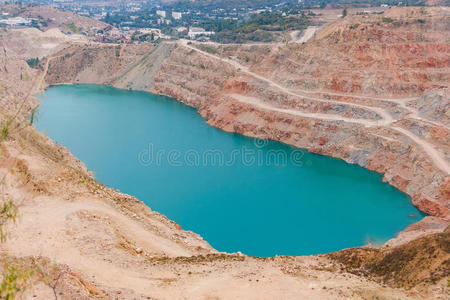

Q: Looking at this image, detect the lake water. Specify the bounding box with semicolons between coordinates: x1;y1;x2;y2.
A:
35;84;424;256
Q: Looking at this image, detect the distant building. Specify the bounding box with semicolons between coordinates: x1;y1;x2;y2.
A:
172;12;182;20
251;9;270;14
0;17;31;26
139;28;161;35
139;28;162;39
188;27;215;38
156;10;166;18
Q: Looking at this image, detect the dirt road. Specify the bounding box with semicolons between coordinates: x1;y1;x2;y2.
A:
180;40;450;175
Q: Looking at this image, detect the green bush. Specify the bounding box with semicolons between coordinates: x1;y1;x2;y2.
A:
0;262;33;300
0;199;18;242
26;57;39;69
342;8;347;18
65;22;81;33
196;44;218;54
1;119;10;141
202;11;310;43
115;45;121;57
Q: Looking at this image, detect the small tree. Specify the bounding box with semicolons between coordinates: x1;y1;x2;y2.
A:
342;8;347;18
0;262;33;300
0;198;18;242
1;119;10;141
28;107;38;125
26;58;40;68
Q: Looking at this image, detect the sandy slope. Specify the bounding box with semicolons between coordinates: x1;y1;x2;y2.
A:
295;26;319;43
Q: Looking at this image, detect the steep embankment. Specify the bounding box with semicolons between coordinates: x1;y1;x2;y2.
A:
44;43;154;84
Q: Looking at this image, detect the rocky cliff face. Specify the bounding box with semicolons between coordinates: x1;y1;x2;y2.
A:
44;43;154;85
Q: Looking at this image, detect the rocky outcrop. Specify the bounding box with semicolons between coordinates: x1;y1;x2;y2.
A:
44;43;154;85
328;229;450;291
408;89;450;127
106;42;176;91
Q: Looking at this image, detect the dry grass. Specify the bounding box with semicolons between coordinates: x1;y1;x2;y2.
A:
328;230;450;289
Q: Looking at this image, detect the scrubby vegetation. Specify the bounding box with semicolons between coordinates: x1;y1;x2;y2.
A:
328;231;450;288
201;11;310;43
195;44;218;54
65;22;82;34
25;57;40;69
1;119;10;141
0;261;32;300
0;199;18;243
0;76;41;299
0;124;26;299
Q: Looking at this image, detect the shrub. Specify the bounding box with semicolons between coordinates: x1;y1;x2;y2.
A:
26;58;39;69
0;262;33;300
65;22;81;33
342;8;347;18
28;108;38;125
0;199;18;242
1;119;10;141
196;44;218;54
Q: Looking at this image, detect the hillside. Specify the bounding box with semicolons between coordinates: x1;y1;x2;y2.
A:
1;4;107;33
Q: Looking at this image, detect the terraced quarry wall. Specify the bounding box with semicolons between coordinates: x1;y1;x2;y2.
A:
152;44;449;223
214;7;450;96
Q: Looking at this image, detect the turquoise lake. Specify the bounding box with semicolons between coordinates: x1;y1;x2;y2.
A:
35;84;424;257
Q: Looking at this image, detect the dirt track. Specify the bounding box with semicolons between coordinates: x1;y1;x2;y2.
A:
181;40;450;175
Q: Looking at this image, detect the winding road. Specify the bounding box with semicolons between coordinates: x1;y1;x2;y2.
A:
179;40;450;175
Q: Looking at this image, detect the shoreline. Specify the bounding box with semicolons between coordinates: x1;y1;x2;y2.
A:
38;82;439;253
34;9;448;254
